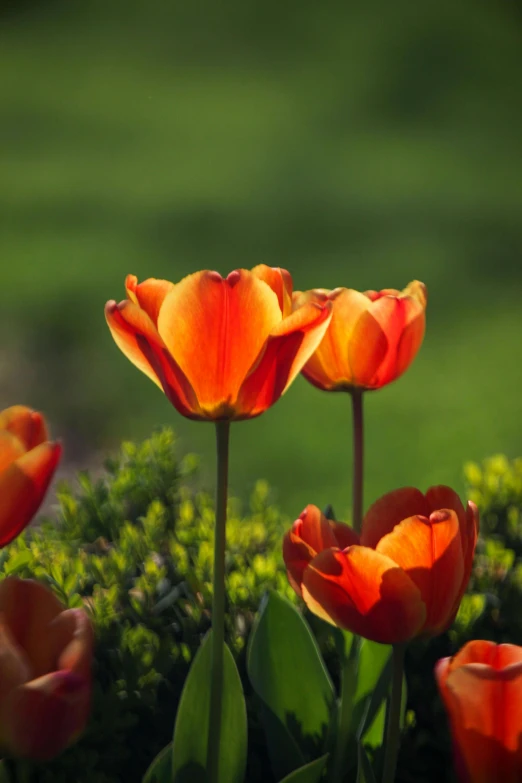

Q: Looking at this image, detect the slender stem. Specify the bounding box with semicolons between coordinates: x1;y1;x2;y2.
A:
331;634;361;783
206;420;231;783
381;644;406;783
351;389;364;534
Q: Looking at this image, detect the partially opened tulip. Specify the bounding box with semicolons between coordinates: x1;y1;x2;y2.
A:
436;640;522;783
0;577;93;760
105;265;332;421
283;486;478;645
0;405;62;547
293;281;427;393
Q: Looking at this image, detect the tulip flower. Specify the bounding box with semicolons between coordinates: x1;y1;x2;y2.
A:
105;265;332;421
293;281;427;392
283;486;478;645
0;577;93;760
436;640;522;783
0;405;62;547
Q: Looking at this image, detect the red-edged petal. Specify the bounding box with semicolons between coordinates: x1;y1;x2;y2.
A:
0;431;25;473
330;520;359;550
0;442;62;547
0;407;48;450
376;510;464;635
251;265;293;317
157;270;282;418
302;546;426;644
236;300;332;418
361;487;430;549
283;505;339;595
125;274;175;326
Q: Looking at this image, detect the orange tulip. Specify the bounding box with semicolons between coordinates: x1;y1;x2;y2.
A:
0;577;93;760
0;406;62;547
293;281;427;392
283;486;478;645
105;266;332;421
436;640;522;783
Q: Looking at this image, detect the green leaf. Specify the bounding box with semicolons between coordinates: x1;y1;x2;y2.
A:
172;631;247;783
278;754;329;783
143;743;172;783
356;744;377;783
3;551;31;576
248;592;336;778
353;641;392;747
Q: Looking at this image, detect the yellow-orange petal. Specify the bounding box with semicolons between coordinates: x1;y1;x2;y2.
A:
235;299;332;418
0;406;48;450
302;546;426;644
125;274;175;326
346;309;389;389
157;270;282;418
376;510;464;635
105;300;200;418
0;442;62;547
0;431;26;473
361;487;430;549
251;265;293;317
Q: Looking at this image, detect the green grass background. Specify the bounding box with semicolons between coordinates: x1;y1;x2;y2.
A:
1;0;521;518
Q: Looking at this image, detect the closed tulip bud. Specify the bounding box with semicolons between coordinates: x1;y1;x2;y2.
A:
293;281;427;392
0;578;93;761
0;406;62;547
436;640;522;783
105;266;332;421
283;486;478;645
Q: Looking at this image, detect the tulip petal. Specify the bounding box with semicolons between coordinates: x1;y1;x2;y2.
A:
369;290;426;387
157;270;282;417
0;431;25;472
347;309;389;389
125;274;175;326
361;487;430;549
251;265;293;317
302;546;426;644
330;520;360;550
0;442;62;547
105;300;200;418
377;510;463;634
236;300;332;417
0;621;30;701
0;406;48;450
393;310;425;382
283;505;340;595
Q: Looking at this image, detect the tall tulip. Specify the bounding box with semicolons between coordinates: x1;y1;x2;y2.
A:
0;406;62;547
436;640;522;783
0;577;93;760
105;265;332;783
283;486;479;645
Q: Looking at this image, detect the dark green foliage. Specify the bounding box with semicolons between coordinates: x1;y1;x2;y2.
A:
0;429;293;783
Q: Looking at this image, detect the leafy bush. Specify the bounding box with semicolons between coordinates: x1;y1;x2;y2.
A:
0;429;292;783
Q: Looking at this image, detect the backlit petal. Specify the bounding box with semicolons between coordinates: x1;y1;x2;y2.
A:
251;265;293;317
361;487;430;549
302;546;426;644
0;407;48;450
125;274;175;326
0;431;25;473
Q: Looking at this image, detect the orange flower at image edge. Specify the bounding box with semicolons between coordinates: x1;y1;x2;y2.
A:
0;406;62;547
0;578;93;760
283;486;478;644
436;641;522;783
105;265;332;421
294;280;427;392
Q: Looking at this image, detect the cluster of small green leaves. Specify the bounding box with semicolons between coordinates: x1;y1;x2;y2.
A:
0;429;293;783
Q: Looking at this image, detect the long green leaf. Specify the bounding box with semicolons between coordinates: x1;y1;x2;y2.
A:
172;631;247;783
247;592;336;778
356;744;377;783
353;641;392;747
278;754;329;783
142;743;172;783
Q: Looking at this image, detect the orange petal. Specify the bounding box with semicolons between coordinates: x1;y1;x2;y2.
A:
392;309;425;382
157;270;282;418
302;546;426;644
251;265;293;317
125;274;175;326
0;442;62;547
0;406;48;450
283;505;340;595
377;510;464;635
330;520;360;550
347;309;389;389
361;487;430;549
0;431;25;472
236;299;332;417
105;300;200;419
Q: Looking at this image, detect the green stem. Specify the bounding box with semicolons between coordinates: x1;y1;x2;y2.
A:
331;634;361;783
351;389;364;534
381;644;406;783
206;420;230;783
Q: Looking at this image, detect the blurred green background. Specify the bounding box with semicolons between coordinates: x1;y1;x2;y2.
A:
1;0;521;519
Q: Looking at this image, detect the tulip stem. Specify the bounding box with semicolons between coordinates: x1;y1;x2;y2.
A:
351;389;364;533
331;633;361;783
381;644;406;783
206;420;231;783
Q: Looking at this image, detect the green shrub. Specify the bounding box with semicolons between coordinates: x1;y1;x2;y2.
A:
0;429;293;783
